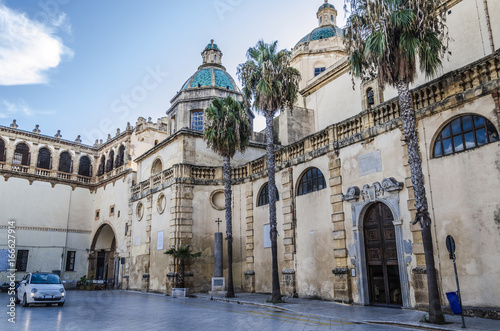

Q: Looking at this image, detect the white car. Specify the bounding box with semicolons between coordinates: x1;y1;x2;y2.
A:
16;273;66;307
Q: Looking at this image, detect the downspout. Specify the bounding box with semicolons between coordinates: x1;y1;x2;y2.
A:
483;0;495;53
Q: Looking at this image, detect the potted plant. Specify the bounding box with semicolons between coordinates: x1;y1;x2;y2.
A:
164;245;201;297
79;275;87;290
85;277;95;291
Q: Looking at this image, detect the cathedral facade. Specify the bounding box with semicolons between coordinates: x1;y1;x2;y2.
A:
1;0;499;316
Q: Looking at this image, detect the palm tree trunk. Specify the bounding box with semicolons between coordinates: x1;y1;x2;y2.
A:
264;111;281;302
223;155;235;298
396;81;445;324
178;259;185;288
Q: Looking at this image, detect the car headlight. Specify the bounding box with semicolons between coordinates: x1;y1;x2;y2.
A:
31;288;38;293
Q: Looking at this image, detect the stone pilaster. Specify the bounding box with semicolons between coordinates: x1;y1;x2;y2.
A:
402;141;428;307
143;195;153;292
244;188;255;292
329;153;351;303
281;168;296;296
168;184;194;290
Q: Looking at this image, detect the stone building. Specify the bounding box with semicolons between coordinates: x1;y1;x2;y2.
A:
1;0;499;317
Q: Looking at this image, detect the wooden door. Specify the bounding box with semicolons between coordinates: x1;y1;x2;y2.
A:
364;203;402;306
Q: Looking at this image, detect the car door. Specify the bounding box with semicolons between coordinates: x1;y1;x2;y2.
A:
17;274;29;300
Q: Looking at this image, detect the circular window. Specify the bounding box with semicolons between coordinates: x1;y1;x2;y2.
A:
210;190;225;210
157;194;166;214
136;202;144;221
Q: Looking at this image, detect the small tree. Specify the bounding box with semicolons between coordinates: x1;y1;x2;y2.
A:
238;40;301;302
204;96;251;298
343;0;449;324
164;245;201;288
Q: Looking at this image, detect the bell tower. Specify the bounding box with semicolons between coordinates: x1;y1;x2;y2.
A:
317;0;337;27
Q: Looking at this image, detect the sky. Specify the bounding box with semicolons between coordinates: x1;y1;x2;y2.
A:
0;0;347;145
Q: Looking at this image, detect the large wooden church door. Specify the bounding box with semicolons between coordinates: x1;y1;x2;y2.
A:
364;203;402;306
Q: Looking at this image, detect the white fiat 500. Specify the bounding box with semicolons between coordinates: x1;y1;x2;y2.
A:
17;273;66;307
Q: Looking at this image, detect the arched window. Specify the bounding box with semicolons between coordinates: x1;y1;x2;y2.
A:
37;147;52;169
115;145;125;167
433;115;499;158
106;151;114;173
366;87;375;107
13;143;30;165
151;158;162;175
78;156;92;177
97;155;106;176
257;183;279;207
58;151;73;173
0;139;6;162
297;168;326;196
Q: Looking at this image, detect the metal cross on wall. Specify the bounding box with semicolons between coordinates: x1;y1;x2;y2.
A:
215;218;222;233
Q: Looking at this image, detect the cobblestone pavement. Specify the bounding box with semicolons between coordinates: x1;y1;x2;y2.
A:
1;291;498;330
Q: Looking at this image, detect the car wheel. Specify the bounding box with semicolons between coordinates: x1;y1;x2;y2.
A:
15;296;20;304
22;294;29;307
58;302;64;307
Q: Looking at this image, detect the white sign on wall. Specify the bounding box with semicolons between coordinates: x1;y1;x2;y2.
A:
157;231;164;251
263;224;271;248
136;236;141;246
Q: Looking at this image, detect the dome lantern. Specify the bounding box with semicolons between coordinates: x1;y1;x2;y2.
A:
317;0;337;27
202;39;222;65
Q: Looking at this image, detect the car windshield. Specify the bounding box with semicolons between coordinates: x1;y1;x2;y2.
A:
31;274;61;284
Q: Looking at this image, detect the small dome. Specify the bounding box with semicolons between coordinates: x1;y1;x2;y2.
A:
205;39;218;51
295;25;343;47
318;2;335;11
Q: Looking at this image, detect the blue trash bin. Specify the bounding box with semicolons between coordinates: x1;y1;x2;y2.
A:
446;291;462;314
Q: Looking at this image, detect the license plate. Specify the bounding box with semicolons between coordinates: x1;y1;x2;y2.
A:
44;295;53;299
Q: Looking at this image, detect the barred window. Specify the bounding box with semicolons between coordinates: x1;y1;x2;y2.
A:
37;147;52;169
65;251;76;271
257;183;280;207
14;143;30;165
58;151;73;173
191;111;204;131
297;168;326;196
0;138;5;162
433;115;499;158
16;250;29;271
78;156;92;177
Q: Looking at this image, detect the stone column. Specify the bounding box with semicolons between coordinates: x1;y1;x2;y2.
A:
143;195;153;292
244;187;255;292
281;168;296;296
214;232;223;277
329;153;352;303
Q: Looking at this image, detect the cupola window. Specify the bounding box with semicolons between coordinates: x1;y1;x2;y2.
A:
314;67;326;76
191;111;204;131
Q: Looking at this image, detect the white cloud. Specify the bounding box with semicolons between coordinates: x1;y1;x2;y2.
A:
0;4;73;85
0;99;55;119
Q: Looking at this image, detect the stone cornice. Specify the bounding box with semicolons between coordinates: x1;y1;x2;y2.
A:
300;57;350;97
0;224;92;234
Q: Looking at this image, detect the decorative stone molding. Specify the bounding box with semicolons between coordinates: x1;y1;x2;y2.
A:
343;186;360;202
244;270;255;276
332;268;349;275
358;178;404;202
381;177;404;192
282;269;295;275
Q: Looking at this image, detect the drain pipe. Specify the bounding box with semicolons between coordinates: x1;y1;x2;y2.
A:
483;0;495;53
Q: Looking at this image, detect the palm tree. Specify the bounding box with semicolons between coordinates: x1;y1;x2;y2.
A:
343;0;449;324
237;40;301;303
164;245;201;288
204;96;251;298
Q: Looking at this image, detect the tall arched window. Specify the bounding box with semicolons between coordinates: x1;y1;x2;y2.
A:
433;115;499;158
78;156;92;177
58;151;73;173
115;145;125;167
257;183;279;207
97;155;106;176
151;158;162;175
297;167;326;196
13;143;30;165
0;139;5;162
37;147;52;169
106;151;114;173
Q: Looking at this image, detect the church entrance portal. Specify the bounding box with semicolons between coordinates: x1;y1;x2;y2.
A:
363;203;402;306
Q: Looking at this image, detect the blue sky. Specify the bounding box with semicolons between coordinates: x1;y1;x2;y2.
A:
0;0;346;144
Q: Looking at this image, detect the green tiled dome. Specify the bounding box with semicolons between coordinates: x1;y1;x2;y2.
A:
205;41;218;50
181;67;235;90
318;3;335;11
295;26;342;47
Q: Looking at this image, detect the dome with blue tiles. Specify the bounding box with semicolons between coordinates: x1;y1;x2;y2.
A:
295;25;343;47
318;0;335;11
181;41;238;91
